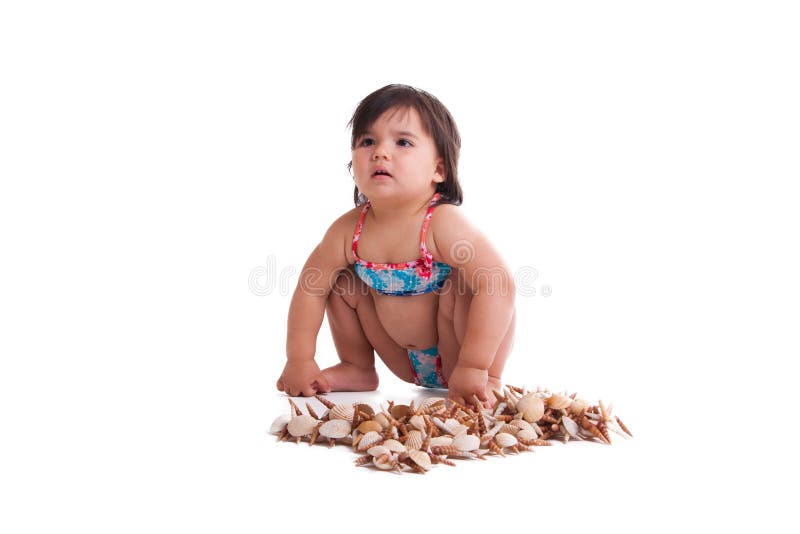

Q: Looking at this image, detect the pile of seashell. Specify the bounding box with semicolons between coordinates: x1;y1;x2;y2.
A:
270;385;632;474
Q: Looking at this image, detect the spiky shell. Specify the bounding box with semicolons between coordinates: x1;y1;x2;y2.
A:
428;436;453;448
269;414;291;435
404;430;424;451
516;393;545;423
330;404;355;422
287;415;318;437
356;431;383;452
407;450;432;471
383;439;406;453
495;432;518;448
319;419;351;440
452;433;481;452
499;424;519;435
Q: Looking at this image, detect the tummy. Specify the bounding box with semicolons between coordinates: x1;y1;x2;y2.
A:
371;290;439;349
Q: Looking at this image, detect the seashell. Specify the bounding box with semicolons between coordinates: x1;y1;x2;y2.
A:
269;414;291;435
330;404;355;422
391;404;411;420
516;428;537;442
373;453;398;471
561;415;579;437
409;415;427;431
428;436;453;448
357;431;383;452
430;445;477;459
319;419;351;440
356;420;382;435
406;450;432;472
515;393;545;423
499;424;519;435
452;433;481;452
509;419;535;433
383;439;406;453
569;398;589;416
355;403;375;418
287;415;318;437
367;445;391;458
546;393;571;411
420;397;447;414
404;430;424;451
372;412;390;430
495;432;518;448
493;402;508;417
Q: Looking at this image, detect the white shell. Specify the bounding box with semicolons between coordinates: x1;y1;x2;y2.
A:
517;428;538;442
546;393;571;410
367;445;391;458
319;419;351;439
287;415;318;437
373;413;390;429
269;414;291;435
561;415;579;437
383;439;406;453
356;431;383;452
373;453;396;470
495;432;518;448
409;415;427;431
428;436;453;448
404;430;424;451
510;419;535;433
330;404;355;422
407;450;432;471
452;433;481;452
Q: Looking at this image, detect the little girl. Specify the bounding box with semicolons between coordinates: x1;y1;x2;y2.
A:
275;84;516;407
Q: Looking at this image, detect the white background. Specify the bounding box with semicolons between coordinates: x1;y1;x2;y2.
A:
1;1;798;532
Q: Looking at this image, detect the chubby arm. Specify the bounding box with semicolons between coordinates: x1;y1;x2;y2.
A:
433;206;516;405
277;214;352;396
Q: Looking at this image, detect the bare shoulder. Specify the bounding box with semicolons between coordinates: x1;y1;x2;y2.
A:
429;203;480;258
430;203;507;277
316;206;362;267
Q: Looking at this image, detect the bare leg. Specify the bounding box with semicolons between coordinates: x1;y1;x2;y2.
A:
321;268;413;391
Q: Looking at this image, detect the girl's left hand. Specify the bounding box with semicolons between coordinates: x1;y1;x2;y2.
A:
447;365;492;409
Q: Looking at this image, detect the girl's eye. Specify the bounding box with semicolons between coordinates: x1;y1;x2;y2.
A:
359;138;374;147
398;139;412;147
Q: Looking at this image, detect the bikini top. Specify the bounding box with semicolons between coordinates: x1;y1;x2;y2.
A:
352;193;453;296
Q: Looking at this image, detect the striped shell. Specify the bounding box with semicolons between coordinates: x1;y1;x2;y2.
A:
287;415;319;437
330;404;355;422
409;415;427;431
404;430;424;451
319;419;351;440
428;436;453;448
367;445;391;458
383;439;406;453
407;450;432;471
357;431;383;452
509;419;535;433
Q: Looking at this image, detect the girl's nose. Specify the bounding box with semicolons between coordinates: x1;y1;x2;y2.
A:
372;140;391;159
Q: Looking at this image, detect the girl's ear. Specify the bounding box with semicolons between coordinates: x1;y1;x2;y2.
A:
433;158;445;183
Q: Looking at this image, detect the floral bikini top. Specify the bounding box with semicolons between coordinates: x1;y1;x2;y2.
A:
352;193;453;296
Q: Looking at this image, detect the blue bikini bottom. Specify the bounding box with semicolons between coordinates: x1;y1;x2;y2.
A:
407;345;448;388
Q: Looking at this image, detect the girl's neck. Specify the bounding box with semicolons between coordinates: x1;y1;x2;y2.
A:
367;191;437;223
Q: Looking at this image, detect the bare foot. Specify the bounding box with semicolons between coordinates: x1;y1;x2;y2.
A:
319;363;379;392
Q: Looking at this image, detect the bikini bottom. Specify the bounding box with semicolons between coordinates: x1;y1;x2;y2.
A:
407;345;448;388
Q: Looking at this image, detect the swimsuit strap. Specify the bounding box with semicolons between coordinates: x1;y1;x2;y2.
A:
351;193;443;275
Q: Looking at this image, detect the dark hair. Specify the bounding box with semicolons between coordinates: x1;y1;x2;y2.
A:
346;84;463;207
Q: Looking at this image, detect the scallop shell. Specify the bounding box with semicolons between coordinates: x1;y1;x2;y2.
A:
452;433;481;452
509;419;535;433
367;445;391;458
407;450;432;471
383;439;406;453
569;398;589;416
516;428;538;442
515;393;545;423
404;430;424;451
319;419;351;439
330;404;355;422
287;414;319;437
546;393;571;410
356;431;383;452
409;415;427;431
269;414;291;435
495;432;518;448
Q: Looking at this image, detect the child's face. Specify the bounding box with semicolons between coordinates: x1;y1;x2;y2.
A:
351;106;444;203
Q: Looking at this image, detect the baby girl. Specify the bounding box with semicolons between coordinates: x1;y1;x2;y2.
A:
276;84;516;406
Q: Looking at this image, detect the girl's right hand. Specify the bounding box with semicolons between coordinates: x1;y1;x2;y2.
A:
276;360;329;397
